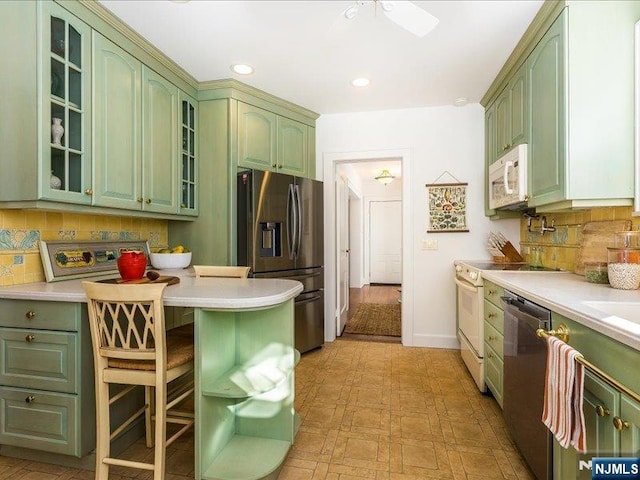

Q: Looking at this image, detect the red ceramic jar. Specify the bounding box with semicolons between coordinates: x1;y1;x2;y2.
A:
117;251;147;280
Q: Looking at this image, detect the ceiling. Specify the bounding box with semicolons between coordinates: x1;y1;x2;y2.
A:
98;0;543;115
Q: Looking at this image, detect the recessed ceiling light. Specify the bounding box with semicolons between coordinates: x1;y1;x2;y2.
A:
454;97;468;106
231;64;254;75
343;5;358;19
351;78;370;87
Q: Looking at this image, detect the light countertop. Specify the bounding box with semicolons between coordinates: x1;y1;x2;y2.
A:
482;270;640;351
0;269;303;310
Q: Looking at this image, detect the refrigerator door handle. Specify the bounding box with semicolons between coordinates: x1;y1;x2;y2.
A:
287;184;297;260
294;184;302;259
295;293;322;305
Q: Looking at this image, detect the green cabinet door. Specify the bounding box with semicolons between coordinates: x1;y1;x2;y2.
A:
142;66;178;214
509;62;527;148
179;92;198;215
494;87;510;157
237;102;277;171
277;117;307;176
619;394;640;456
40;2;92;204
92;32;142;210
527;11;566;208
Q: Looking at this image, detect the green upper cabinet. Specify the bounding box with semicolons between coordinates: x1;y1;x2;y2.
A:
527;10;565;208
41;2;92;204
238;102;277;171
483;1;640;214
508;62;527;148
494;88;510;158
92;33;142;211
0;1;93;205
179;92;198;216
93;34;181;215
277;116;308;176
237;101;310;176
142;67;178;214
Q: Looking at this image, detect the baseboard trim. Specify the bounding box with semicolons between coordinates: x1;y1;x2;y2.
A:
410;334;460;349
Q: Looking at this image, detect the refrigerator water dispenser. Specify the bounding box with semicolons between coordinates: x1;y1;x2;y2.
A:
260;222;281;257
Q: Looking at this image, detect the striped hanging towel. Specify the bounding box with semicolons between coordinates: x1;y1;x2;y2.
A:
541;335;587;453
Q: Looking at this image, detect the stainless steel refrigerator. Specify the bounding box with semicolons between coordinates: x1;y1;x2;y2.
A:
237;169;324;353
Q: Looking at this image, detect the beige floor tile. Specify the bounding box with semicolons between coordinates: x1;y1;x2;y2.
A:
0;338;534;480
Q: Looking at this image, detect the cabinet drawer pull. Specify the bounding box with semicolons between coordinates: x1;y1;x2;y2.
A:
25;395;35;404
613;416;630;431
84;188;93;196
595;405;610;418
487;313;496;318
25;334;35;343
25;310;36;320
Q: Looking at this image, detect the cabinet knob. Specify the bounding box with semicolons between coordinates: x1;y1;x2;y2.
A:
137;197;144;203
145;198;152;204
85;188;93;196
25;395;35;404
25;334;35;343
487;335;497;341
488;290;496;295
271;163;277;168
277;164;283;168
487;352;494;359
613;416;630;431
595;405;610;418
25;310;36;320
487;313;496;318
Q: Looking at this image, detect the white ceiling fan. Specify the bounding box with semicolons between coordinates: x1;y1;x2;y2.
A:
342;1;439;38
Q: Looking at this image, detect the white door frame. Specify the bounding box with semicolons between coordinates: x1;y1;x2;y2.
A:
365;196;401;284
323;149;413;346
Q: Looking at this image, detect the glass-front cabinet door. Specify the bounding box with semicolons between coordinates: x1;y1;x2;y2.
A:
179;92;198;216
40;2;92;203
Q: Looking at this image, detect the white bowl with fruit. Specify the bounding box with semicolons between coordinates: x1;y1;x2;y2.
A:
149;245;192;270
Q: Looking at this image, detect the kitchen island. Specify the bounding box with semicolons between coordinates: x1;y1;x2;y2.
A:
0;272;303;480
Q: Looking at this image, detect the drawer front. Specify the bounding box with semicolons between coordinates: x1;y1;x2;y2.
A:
483;280;504;307
0;328;77;393
0;300;79;331
0;386;78;456
484;321;503;358
483;299;504;333
485;344;503;408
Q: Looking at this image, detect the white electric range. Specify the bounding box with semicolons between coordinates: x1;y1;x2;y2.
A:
453;260;559;391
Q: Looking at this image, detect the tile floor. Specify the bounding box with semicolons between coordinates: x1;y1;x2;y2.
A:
0;339;534;480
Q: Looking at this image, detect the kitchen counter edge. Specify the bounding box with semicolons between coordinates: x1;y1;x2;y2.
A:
0;273;304;310
481;271;640;351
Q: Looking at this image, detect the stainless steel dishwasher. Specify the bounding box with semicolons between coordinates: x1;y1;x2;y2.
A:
502;290;552;480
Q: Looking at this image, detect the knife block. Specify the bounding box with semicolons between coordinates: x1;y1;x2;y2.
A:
500;241;524;262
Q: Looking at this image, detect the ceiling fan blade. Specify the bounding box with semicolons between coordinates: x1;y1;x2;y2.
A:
381;1;439;38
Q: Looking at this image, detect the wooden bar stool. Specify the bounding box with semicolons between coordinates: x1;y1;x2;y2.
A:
193;265;251;278
82;281;194;480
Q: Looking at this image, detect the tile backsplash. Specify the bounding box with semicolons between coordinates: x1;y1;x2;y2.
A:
519;206;639;272
0;209;168;286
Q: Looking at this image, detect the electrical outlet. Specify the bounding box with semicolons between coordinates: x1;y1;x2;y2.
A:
422;239;438;250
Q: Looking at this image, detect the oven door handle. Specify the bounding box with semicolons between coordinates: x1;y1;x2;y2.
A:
455;277;478;293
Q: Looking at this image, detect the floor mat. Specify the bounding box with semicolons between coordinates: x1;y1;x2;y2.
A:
344;303;401;337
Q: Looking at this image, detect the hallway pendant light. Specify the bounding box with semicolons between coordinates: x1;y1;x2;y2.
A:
374;169;395;185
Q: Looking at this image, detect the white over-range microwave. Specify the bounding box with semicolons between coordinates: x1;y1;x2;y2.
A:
488;144;528;210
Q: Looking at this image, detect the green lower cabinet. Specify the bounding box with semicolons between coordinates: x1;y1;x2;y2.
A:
620;394;640;456
0;299;95;459
0;386;78;456
484;343;503;408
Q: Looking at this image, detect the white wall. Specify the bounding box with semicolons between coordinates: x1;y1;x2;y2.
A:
317;104;521;348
